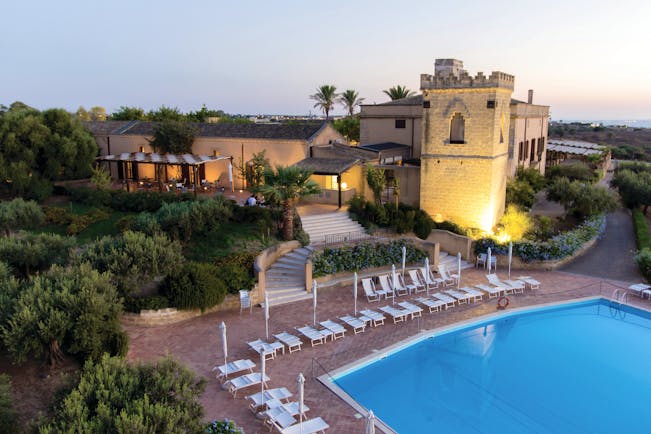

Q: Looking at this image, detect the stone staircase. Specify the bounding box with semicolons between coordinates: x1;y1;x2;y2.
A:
265;246;314;305
300;211;368;245
437;251;474;271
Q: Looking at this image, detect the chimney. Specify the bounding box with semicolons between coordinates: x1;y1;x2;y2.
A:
527;89;534;104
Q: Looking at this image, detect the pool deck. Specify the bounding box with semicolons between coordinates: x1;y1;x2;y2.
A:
125;268;648;433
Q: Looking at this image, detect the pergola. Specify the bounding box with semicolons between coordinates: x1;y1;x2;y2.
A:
294;157;360;208
96;152;233;193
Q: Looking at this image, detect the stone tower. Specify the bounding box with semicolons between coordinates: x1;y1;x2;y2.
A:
419;60;514;231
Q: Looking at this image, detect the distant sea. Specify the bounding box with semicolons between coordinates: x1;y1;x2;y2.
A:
560;119;651;129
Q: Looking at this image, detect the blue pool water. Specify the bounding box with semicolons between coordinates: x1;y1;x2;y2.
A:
334;300;651;433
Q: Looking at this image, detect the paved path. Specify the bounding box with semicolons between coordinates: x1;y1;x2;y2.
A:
560;209;642;282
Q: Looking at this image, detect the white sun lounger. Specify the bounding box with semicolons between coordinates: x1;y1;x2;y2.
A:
320;320;346;340
420;267;445;289
279;417;330;434
486;274;517;295
264;402;310;430
415;296;445;313
438;264;459;286
445;289;472;304
359;309;385;327
212;358;255;382
246;387;292;412
362;278;385;301
248;339;284;360
378;274;397;299
392;274;410;296
458;287;484;303
398;301;423;319
274;332;303;353
224;372;270;397
267;408;297;431
379;305;409;323
339;315;366;334
475;283;504;298
432;292;457;309
518;276;542;290
407;269;426;293
296;326;328;347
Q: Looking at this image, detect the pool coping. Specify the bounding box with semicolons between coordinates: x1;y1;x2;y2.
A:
317;295;613;434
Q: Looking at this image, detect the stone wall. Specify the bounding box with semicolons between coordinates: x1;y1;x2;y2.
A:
420;83;513;231
427;229;473;260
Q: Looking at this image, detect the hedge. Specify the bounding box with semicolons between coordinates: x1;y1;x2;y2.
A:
160;262;227;311
68;187;195;212
632;209;651;250
474;214;606;263
312;240;428;278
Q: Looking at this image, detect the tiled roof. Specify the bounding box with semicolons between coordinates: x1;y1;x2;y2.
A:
83;121;134;135
94;120;329;141
373;95;423;106
294;157;360;175
359;142;411;152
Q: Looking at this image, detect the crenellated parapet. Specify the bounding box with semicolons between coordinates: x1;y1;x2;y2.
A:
421;70;514;91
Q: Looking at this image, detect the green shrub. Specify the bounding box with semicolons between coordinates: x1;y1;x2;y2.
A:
294;229;310;246
506;179;536;209
547;178;617;219
475;214;606;262
312;240;428;277
515;167;547;192
413;210;434;239
498;205;533;241
43;206;71;225
80;231;183;295
123;295;170;312
0;374;16;434
68;187;196;213
0;232;74;277
40;355;206;433
161;262;227;310
529;215;556;241
636;248;651;282
115;215;136;232
434;220;465;236
547;163;597;183
214;253;256;294
633;209;651;250
205;420;244;434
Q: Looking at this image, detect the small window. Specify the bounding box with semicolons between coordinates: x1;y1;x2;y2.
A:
487;100;496;109
423;101;431;109
449;113;465;144
395;119;406;129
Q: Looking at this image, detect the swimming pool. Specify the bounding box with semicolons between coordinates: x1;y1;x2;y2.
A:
332;299;651;433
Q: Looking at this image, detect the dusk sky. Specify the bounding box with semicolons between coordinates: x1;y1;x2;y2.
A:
3;0;650;120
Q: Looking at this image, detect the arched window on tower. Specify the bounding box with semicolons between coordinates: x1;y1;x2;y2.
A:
450;113;465;144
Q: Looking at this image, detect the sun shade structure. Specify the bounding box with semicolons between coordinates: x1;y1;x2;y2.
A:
293;157;360;208
96;151;232;193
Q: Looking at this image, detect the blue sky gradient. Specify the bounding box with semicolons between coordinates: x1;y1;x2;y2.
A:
2;0;650;119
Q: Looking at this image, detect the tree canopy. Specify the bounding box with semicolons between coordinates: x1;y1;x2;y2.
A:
1;263;126;366
546;177;618;219
256;166;320;240
0;198;44;236
338;89;364;117
611;162;651;213
310;85;338;119
383;85;415;101
333;117;360;143
108;105;146;121
0;104;97;200
147;120;197;154
40;355;206;433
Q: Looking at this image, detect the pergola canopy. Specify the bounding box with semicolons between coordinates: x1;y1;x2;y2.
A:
96;152;231;165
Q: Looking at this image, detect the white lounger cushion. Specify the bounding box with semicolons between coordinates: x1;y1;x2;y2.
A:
398;301;423;318
339;315;366;333
359;309;385;327
246;387;293;410
225;372;270;396
213;359;255;380
320;320;346;339
274;332;303;353
280;417;330;434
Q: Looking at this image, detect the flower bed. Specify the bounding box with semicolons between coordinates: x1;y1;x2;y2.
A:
475;214;606;263
312;240;428;278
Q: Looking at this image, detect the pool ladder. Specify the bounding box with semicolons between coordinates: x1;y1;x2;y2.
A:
609;289;629;319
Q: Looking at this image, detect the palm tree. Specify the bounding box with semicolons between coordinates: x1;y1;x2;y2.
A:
310;85;338;119
338;89;365;117
256;166;321;240
383;85;416;101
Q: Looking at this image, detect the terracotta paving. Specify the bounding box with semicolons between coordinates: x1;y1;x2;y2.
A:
125;268;646;434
